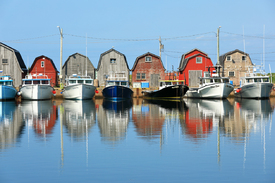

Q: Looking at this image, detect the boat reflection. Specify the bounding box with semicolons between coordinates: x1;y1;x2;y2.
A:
0;101;23;150
183;99;234;140
132;99;187;139
62;100;96;140
97;99;132;143
21;100;57;137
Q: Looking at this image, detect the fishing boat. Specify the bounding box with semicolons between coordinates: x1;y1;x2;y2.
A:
234;66;273;99
19;74;55;100
142;80;189;99
0;76;17;100
102;72;133;100
62;74;96;100
186;74;234;99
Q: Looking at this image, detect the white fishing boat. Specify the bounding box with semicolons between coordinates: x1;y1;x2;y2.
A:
0;76;17;100
186;75;234;99
19;74;55;100
234;66;273;99
62;74;96;100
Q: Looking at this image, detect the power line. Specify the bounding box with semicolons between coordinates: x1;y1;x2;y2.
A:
1;34;59;42
221;31;275;39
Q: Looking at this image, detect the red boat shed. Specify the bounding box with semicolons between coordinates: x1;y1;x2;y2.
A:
29;55;59;87
178;48;215;87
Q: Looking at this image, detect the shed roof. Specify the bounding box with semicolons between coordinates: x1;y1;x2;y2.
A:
0;42;27;71
62;52;94;69
96;48;129;70
219;49;252;68
130;52;165;71
30;55;59;73
178;48;210;71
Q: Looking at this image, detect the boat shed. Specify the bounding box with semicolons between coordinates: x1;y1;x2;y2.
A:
29;55;59;87
0;42;28;87
219;49;253;86
96;48;130;87
178;48;214;87
131;52;165;88
62;53;96;82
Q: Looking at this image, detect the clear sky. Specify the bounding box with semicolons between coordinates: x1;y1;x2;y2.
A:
1;0;274;73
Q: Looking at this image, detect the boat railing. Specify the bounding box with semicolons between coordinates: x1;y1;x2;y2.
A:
25;74;49;79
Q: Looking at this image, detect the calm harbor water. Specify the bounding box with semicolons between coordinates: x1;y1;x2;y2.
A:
0;98;275;183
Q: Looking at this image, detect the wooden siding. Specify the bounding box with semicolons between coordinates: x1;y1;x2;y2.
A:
131;52;165;87
62;53;95;82
0;44;26;87
97;49;129;86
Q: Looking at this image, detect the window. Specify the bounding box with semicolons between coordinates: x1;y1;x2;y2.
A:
263;78;269;82
246;79;252;83
2;59;8;64
254;78;261;82
142;73;146;79
196;57;202;63
25;80;32;85
33;80;40;84
229;71;235;77
78;80;84;84
205;79;213;83
204;72;210;77
42;80;49;84
5;81;12;86
226;56;231;61
85;80;92;84
41;61;44;67
223;79;229;83
121;82;127;86
214;79;221;83
69;80;76;84
137;73;141;80
145;56;152;62
110;58;116;64
242;55;246;61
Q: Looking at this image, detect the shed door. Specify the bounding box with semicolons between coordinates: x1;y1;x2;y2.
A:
189;70;202;87
150;74;160;87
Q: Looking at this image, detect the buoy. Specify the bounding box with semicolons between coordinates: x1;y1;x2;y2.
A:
236;88;241;93
52;90;56;96
17;91;22;96
95;90;99;94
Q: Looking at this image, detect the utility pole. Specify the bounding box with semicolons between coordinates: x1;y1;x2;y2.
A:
159;36;164;59
217;26;221;76
57;26;63;89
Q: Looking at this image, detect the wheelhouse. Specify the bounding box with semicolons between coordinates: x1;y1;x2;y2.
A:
0;76;14;86
199;77;230;86
106;80;129;87
66;75;94;86
23;79;51;85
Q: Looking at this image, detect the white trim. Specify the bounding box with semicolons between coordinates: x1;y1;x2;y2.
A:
226;55;232;61
228;71;235;77
41;61;44;68
196;57;202;63
145;56;152;62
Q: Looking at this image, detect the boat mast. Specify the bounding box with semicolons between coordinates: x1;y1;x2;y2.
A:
217;26;221;76
86;33;88;76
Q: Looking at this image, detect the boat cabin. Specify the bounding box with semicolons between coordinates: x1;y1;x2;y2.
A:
22;74;51;86
159;80;185;90
105;72;130;87
0;76;14;86
199;77;230;87
240;73;270;87
65;74;94;86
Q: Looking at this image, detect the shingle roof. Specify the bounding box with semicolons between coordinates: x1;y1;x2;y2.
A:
178;48;210;71
96;48;129;70
0;42;27;71
219;49;252;68
130;52;165;71
62;53;94;69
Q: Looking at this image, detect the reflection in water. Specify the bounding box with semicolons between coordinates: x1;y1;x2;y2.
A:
0;101;24;150
183;99;234;140
21;101;57;137
62;100;96;140
97;99;132;143
132;99;187;140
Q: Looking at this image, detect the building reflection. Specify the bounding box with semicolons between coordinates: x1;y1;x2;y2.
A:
62;100;96;140
132;99;187;139
97;99;132;143
183;99;234;140
21;101;57;137
0;101;24;150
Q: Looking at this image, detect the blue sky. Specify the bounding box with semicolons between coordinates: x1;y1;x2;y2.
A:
1;0;275;73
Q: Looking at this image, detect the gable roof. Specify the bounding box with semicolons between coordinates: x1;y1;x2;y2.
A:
30;55;59;72
130;52;165;71
178;48;210;71
96;48;129;70
219;49;252;68
0;42;27;72
62;53;94;69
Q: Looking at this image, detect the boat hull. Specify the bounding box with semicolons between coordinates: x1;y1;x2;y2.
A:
62;84;96;100
142;85;189;99
186;83;234;99
20;85;53;100
102;86;133;100
234;83;273;99
0;85;17;100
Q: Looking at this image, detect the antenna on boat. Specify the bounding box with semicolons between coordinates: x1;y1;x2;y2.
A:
217;26;221;77
243;26;246;71
263;25;265;73
86;33;88;76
